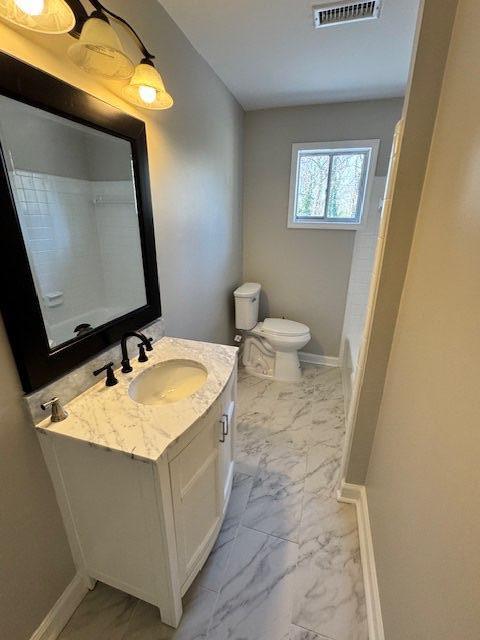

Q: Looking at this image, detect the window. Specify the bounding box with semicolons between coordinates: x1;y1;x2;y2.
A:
288;139;379;229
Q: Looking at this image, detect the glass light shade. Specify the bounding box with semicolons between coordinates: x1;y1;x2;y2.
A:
68;16;134;80
122;62;173;110
15;0;44;16
0;0;75;33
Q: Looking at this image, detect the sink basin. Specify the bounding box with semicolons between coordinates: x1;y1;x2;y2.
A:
129;359;208;406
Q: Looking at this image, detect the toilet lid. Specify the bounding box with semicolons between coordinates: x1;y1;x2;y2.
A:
262;318;310;337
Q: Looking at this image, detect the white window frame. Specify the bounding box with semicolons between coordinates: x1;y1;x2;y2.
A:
287;139;380;230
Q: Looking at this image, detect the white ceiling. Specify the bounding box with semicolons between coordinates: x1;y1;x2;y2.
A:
158;0;421;110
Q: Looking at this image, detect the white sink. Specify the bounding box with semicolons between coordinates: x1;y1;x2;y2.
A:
129;359;208;406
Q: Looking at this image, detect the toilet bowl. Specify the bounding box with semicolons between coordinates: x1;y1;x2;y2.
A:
234;283;311;382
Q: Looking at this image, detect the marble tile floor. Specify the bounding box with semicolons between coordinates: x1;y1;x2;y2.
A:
58;364;367;640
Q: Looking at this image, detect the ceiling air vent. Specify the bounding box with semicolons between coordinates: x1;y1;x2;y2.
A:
313;1;382;28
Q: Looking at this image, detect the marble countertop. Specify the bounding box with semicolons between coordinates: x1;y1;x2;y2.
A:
35;337;238;462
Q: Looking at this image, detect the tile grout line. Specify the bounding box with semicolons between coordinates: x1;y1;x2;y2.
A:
292;621;337;640
203;480;254;639
239;523;300;545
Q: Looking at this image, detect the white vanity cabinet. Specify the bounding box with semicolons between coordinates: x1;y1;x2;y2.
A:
37;364;236;629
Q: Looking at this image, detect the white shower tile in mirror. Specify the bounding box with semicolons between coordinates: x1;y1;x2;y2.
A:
10;169;146;348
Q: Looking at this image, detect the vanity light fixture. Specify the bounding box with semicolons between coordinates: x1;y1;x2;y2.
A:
0;0;76;33
0;0;174;109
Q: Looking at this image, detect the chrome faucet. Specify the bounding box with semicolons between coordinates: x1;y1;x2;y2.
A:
41;397;68;422
120;332;153;373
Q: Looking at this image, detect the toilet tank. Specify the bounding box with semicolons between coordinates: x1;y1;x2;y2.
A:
234;283;261;330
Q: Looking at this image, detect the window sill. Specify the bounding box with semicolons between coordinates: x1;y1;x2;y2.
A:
287;219;362;230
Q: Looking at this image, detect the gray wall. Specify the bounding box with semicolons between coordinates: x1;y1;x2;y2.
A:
243;99;402;357
85;134;133;182
0;97;133;181
0;0;243;637
0;317;74;639
362;1;480;637
0;98;92;180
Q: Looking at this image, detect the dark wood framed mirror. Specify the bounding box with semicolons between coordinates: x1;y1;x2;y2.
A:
0;53;161;392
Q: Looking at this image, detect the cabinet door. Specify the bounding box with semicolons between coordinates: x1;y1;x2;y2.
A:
170;417;222;585
218;399;234;515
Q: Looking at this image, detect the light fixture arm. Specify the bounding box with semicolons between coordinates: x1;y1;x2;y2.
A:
86;0;155;61
65;0;89;37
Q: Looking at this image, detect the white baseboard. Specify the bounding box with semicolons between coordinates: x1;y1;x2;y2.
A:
338;482;385;640
30;573;89;640
299;351;339;367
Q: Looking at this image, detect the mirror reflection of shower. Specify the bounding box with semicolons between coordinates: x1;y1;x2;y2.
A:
0;94;147;349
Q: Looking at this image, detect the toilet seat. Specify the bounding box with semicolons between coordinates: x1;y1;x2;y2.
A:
261;318;310;338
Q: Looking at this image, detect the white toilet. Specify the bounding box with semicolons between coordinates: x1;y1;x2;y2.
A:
234;282;311;382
